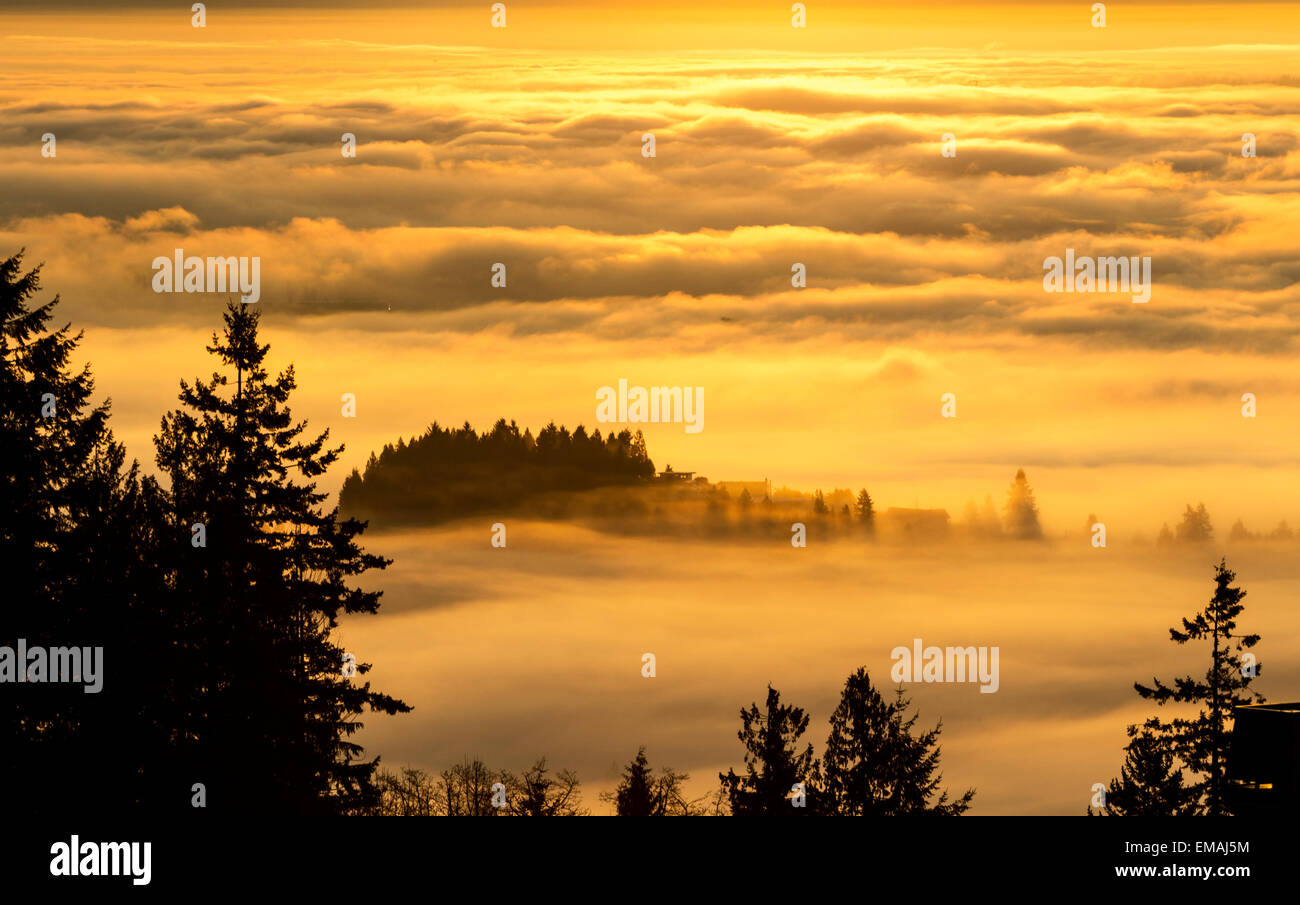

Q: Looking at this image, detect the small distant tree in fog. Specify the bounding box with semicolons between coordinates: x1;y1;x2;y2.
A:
1229;518;1251;542
813;490;828;515
1271;520;1292;540
856;489;875;533
738;488;752;512
1175;503;1213;543
1156;522;1174;547
1003;468;1043;539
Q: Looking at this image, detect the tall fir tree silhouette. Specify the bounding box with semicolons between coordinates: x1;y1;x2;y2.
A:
856;488;875;534
1003;468;1043;539
155;302;410;814
610;747;656;816
1;251;175;811
1133;558;1263;815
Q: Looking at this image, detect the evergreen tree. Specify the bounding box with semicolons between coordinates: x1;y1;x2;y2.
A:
339;415;655;526
822;669;973;815
1133;559;1263;815
856;488;875;533
1175;503;1214;543
719;685;821;815
0;251;110;685
1090;731;1197;816
611;747;656;816
813;490;828;515
1;251;173;811
154;302;409;815
603;747;705;816
1003;468;1043;539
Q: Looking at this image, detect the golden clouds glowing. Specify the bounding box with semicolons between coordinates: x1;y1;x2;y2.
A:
1;4;1298;532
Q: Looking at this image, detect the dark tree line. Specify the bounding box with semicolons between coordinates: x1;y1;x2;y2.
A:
719;669;974;816
338;418;655;526
374;668;973;817
371;758;589;816
3;252;407;814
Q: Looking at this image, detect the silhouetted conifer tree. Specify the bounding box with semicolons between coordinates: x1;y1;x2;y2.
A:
1175;503;1214;543
1003;468;1043;539
856;488;875;533
719;685;822;815
822;668;973;815
603;747;704;816
1;252;174;811
155;302;409;815
612;748;656;815
1133;559;1263;815
1090;731;1197;816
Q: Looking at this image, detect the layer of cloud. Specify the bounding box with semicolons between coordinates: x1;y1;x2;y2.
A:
0;27;1295;356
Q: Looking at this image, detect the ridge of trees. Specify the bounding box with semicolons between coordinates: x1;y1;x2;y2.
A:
373;667;975;817
338;419;655;526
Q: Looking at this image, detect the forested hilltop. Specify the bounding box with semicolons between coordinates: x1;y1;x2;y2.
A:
338;419;656;526
341;421;1300;551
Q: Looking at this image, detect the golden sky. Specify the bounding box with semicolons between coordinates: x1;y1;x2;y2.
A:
3;1;1299;535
